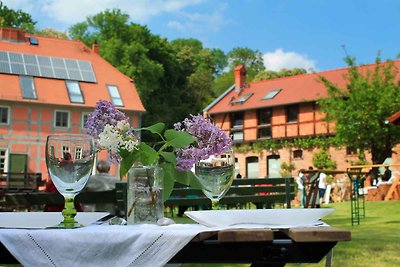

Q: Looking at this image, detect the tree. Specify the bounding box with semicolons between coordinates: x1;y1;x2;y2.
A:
227;47;265;80
0;1;36;33
253;68;307;81
37;28;68;39
319;56;400;165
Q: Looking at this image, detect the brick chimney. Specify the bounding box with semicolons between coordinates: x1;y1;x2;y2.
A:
0;28;26;42
92;42;99;54
234;64;246;89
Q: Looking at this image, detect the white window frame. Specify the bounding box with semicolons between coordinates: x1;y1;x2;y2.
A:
81;112;90;129
0;148;9;173
0;106;10;125
54;110;70;128
74;146;83;159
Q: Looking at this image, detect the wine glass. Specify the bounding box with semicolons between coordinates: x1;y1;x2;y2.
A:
45;134;95;228
195;148;235;210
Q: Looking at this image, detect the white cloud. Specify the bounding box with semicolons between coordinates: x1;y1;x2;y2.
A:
263;49;317;72
39;0;206;25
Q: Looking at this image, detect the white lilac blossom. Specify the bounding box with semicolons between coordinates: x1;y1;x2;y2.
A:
174;114;232;171
86;101;138;163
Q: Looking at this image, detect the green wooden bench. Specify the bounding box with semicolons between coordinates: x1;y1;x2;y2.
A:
2;190;124;214
2;177;294;217
0;172;44;193
164;177;295;214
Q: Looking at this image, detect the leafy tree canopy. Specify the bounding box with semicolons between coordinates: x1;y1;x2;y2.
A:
0;1;36;33
227;47;265;80
37;28;68;39
253;68;307;81
319;55;400;164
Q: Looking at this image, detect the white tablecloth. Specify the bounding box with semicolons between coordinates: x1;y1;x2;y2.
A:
0;223;210;267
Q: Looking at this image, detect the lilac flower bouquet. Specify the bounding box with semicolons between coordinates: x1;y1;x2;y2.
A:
85;100;232;200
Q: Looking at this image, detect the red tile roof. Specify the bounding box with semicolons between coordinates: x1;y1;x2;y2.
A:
0;28;145;112
206;60;400;114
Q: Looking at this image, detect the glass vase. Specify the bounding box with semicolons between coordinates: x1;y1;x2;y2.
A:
126;163;164;224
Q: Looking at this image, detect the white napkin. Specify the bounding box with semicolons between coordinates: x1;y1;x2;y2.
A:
185;208;335;227
0;224;209;267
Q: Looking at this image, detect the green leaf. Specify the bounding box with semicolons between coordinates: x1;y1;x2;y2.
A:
119;151;138;179
136;143;159;165
160;162;175;201
164;129;195;148
142;122;165;134
159;151;176;165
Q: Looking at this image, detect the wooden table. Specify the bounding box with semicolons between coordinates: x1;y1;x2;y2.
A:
0;226;350;266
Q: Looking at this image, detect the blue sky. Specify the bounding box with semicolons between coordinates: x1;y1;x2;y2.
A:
4;0;400;72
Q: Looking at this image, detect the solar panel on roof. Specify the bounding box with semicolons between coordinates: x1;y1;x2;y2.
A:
0;62;11;73
37;56;51;66
51;58;65;68
23;54;37;65
10;63;26;75
67;69;81;80
0;51;96;83
9;53;23;63
78;60;92;71
39;66;54;77
65;59;79;69
53;68;69;79
25;64;41;76
0;52;8;61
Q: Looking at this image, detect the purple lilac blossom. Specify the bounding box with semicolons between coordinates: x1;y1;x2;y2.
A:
85;100;128;139
85;100;128;163
174;114;232;171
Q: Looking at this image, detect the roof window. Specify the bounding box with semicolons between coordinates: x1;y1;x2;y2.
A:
262;89;281;100
231;93;253;105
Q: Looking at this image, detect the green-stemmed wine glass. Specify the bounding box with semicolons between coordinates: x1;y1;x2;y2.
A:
45;134;95;228
195;148;235;210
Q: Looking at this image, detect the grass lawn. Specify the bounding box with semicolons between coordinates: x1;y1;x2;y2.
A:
176;201;400;267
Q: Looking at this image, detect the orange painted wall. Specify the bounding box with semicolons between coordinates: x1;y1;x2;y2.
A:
0;102;141;182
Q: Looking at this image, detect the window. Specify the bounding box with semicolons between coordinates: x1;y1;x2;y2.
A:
19;76;37;99
0;106;9;124
346;147;357;155
66;80;84;103
231;93;253;105
262;89;281;100
258;108;272;125
257;108;272;139
246;157;259;178
232;131;244;142
231;112;244;142
293;149;303;159
286;104;299;123
231;112;244;128
258;127;272;139
81;112;90;129
55;111;69;128
0;148;8;172
107;85;123;106
74;147;83;159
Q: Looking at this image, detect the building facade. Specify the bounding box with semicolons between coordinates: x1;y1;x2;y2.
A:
0;28;145;180
204;64;400;178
